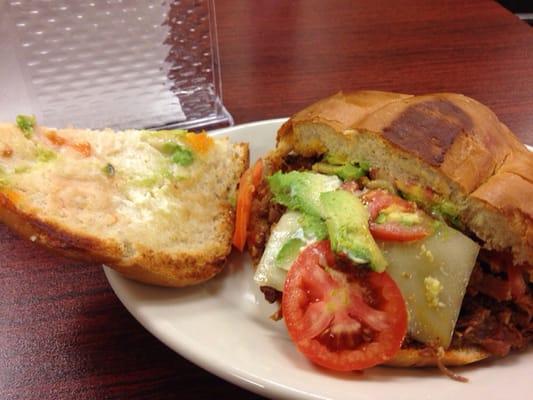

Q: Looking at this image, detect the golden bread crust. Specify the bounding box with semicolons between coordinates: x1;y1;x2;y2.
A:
471;172;533;258
281;92;530;192
0;190;230;286
0;190;123;263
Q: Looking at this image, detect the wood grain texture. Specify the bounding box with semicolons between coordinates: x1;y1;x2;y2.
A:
1;1;532;399
218;0;533;144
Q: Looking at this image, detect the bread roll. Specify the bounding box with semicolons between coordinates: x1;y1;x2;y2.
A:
0;121;248;287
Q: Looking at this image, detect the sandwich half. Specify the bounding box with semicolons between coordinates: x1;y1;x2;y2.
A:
0;116;248;287
244;91;532;370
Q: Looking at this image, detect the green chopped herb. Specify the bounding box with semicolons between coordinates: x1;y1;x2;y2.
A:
160;141;181;155
140;129;187;142
134;175;159;187
160;168;175;180
0;166;8;186
16;115;36;138
132;168;182;187
102;163;115;177
228;193;236;208
140;125;197;168
14;165;31;174
35;145;56;162
171;146;194;166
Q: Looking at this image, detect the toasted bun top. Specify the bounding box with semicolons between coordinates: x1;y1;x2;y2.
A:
281;91;532;192
276;91;532;263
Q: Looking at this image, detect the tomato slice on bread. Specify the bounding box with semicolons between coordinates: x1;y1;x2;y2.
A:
362;189;432;242
282;241;407;371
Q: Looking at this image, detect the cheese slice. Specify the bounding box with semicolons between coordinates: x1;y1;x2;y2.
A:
254;211;309;291
380;224;479;348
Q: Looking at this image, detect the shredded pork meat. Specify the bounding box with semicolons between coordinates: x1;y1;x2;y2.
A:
451;251;533;357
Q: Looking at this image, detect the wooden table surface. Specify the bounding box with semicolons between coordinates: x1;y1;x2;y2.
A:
1;1;532;399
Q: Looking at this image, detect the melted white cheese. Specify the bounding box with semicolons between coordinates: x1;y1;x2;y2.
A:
253;211;312;291
380;224;479;347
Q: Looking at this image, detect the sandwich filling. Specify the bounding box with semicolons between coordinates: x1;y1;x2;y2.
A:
247;153;533;367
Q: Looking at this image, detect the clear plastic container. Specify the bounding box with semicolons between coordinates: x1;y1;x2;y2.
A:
0;0;232;130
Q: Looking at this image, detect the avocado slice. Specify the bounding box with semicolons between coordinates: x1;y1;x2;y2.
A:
268;171;341;217
275;238;306;270
320;190;388;272
268;171;387;272
312;161;369;181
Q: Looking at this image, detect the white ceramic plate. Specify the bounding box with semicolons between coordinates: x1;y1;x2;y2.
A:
104;119;532;400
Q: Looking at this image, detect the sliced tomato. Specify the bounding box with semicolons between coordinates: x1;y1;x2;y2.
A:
362;189;415;219
368;222;430;242
232;159;263;251
282;241;407;371
361;189;431;242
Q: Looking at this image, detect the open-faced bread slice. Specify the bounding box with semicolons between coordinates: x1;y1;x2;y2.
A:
0;119;248;287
